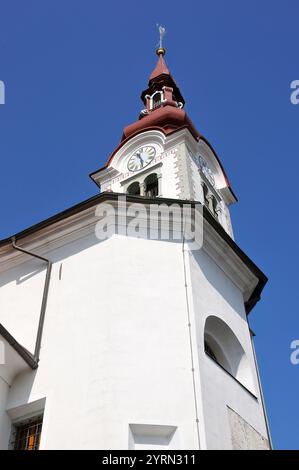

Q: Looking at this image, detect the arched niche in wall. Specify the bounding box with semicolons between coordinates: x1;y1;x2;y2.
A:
127;182;141;196
204;315;255;394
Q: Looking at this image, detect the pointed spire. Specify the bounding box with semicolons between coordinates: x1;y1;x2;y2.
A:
140;27;185;112
149;25;170;81
122;28;197;141
149;52;171;80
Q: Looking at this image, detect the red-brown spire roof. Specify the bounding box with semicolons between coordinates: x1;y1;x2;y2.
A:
149;53;171;80
141;49;183;106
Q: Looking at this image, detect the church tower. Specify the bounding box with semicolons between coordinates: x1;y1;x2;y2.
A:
0;36;270;450
90;45;235;239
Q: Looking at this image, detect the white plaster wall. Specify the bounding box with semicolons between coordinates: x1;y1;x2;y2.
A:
0;259;46;352
159;146;180;198
0;225;268;450
2;234;199;449
188;248;268;449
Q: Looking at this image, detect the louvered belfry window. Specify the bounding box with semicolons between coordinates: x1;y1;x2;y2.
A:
12;415;43;450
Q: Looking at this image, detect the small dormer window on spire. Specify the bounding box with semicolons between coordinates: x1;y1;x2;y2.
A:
151;91;163;110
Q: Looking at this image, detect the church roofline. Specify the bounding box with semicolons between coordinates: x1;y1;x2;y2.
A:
0;192;266;314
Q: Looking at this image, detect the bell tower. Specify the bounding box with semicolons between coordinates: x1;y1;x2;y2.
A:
91;39;236;238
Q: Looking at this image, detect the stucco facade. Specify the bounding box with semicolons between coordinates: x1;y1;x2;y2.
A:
0;194;269;449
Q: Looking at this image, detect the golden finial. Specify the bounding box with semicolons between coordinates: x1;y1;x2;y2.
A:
156;25;166;56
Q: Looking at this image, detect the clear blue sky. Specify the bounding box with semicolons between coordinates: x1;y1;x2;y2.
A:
0;0;298;449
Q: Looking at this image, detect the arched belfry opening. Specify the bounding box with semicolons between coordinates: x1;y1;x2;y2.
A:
204;315;255;394
151;91;163;110
127;182;140;196
144;173;159;198
202;183;209;207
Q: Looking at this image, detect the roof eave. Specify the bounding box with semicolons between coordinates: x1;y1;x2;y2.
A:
0;192;267;315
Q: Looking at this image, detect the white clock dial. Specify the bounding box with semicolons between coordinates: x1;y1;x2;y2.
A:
127;146;156;172
198;155;215;187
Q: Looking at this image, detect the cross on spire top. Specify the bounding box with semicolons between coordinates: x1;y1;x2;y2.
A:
156;24;166;56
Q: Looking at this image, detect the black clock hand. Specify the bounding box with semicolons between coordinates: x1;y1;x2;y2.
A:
136;153;144;167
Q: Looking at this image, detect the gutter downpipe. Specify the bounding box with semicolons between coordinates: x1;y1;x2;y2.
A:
11;237;52;366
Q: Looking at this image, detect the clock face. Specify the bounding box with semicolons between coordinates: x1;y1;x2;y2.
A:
198;155;215;186
127;146;156;172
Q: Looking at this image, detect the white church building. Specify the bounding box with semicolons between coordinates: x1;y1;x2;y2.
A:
0;42;271;450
